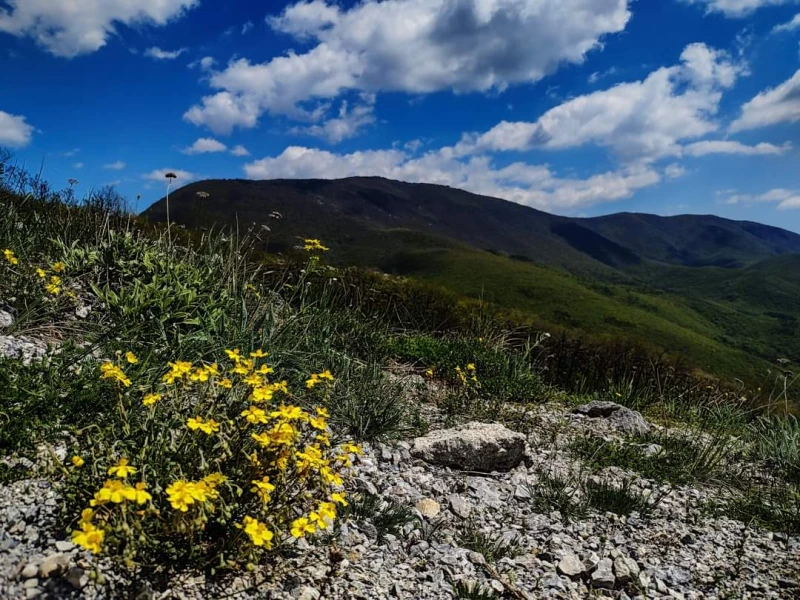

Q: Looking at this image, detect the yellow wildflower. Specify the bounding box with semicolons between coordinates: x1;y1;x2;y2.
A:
320;466;343;486
309;415;327;430
92;480;128;504
330;492;348;506
242;516;274;548
219;377;233;389
309;511;330;530
51;261;66;273
255;364;274;375
303;239;330;252
251;385;274;403
243;373;264;387
250;349;268;358
225;348;242;362
108;457;137;478
99;362;131;387
341;442;363;455
318;501;337;520
203;472;227;487
241;406;269;424
122;482;152;504
80;508;94;523
2;249;18;265
162;361;193;384
290;516;317;538
187;417;220;435
125;351;139;364
35;267;46;278
166;480;196;512
251;476;276;503
71;455;84;468
270;404;307;421
72;522;104;554
142;392;161;406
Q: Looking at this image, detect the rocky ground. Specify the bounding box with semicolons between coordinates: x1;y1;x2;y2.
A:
1;321;798;599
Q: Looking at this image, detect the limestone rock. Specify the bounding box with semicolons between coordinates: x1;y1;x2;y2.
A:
411;422;526;472
572;401;651;436
591;558;616;589
557;553;585;578
415;498;441;519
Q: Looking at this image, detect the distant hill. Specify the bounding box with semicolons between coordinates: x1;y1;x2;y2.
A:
143;177;800;382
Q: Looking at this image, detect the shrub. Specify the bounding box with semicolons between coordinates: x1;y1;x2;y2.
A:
62;350;361;568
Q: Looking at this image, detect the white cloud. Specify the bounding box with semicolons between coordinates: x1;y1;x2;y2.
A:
230;145;250;156
730;69;800;132
182;137;228;154
144;46;187;60
773;13;800;31
0;110;34;147
683;140;792;156
103;160;126;170
241;21;254;34
62;148;79;157
291;97;375;143
0;0;198;58
243;145;661;212
189;56;216;71
72;162;84;169
186;0;632;134
456;43;744;162
779;197;800;209
588;67;619;84
682;0;796;18
719;188;800;208
143;168;195;186
665;163;688;179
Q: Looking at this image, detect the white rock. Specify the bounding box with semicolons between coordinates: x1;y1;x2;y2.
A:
558;553;585;578
411;422;526;472
415;498;441;519
592;558;616;589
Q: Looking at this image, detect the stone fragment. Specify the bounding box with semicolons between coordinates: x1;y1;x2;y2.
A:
415;498;441;519
592;558;616;589
557;553;585;578
572;401;651;436
411;422;526;472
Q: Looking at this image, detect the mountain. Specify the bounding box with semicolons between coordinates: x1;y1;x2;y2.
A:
143;177;800;382
144;177;800;274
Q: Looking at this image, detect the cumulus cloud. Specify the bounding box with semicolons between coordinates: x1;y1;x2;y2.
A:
144;46;187;60
182;137;228;154
103;160;126;170
230;145;250;156
0;110;34;147
773;13;800;31
143;168;195;186
683;140;792;156
0;0;198;58
72;162;84;169
719;188;800;209
665;163;688;179
730;69;800;132
243;145;662;211
291;97;375;143
455;43;744;162
185;0;631;134
682;0;795;18
189;56;216;71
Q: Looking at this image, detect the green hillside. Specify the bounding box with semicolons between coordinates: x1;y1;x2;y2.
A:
143;177;800;386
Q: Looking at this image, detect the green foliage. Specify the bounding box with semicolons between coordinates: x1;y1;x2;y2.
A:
712;482;800;536
453;580;497;599
749;416;800;483
341;492;415;542
583;478;667;517
526;470;588;522
457;522;523;563
570;430;739;487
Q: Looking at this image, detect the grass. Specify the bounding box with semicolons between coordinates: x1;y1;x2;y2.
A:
583;478;667;517
749;415;800;484
457;522;523;562
526;469;589;522
453;580;497;599
340;492;416;542
569;429;739;487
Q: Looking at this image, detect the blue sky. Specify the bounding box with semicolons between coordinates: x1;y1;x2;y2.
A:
1;0;799;231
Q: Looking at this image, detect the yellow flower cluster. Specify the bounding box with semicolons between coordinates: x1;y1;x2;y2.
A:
456;363;479;386
3;248;19;265
72;458;153;554
306;369;334;389
303;238;330;252
100;361;132;387
165;474;225;512
187;416;221;435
